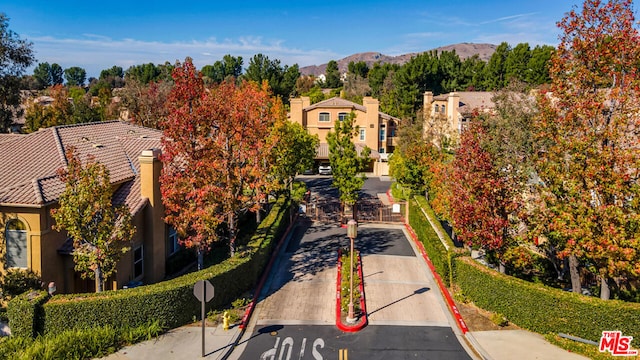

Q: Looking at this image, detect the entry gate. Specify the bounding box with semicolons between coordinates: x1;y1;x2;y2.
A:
304;196;405;224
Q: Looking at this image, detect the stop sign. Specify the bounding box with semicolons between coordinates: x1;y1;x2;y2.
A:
193;280;214;302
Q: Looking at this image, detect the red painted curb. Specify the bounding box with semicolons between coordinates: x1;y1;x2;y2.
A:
404;223;469;334
240;212;298;329
336;248;368;332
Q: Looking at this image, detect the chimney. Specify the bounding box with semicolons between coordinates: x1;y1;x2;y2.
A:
290;97;310;127
423;91;434;114
448;92;461;132
139;148;166;283
362;97;379;151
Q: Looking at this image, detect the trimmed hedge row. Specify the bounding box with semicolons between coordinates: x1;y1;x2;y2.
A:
455;257;640;342
9;196;291;337
6;291;49;338
409;197;455;286
409;194;640;343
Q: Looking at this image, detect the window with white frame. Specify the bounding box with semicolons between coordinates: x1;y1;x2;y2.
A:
168;227;179;256
434;104;439;113
319;112;330;122
338;112;348;121
359;128;365;141
441;105;446;113
133;245;144;279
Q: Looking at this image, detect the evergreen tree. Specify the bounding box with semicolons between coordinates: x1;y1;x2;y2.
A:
484;42;510;90
527;45;554;85
324;60;342;88
201;54;243;84
0;13;34;132
505;43;531;84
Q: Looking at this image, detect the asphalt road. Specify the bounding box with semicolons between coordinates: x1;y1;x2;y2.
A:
233;176;472;360
297;176;391;201
239;324;471;360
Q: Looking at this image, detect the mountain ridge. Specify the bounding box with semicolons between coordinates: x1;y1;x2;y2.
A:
299;43;497;76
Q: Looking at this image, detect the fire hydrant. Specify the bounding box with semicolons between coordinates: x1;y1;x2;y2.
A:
222;311;230;331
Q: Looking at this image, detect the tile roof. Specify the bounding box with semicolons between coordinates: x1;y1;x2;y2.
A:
304;97;367;112
457;92;495;114
0;121;162;211
0;134;24;145
303;97;400;123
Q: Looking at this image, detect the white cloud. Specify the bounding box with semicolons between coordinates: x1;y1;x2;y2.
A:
479;12;539;25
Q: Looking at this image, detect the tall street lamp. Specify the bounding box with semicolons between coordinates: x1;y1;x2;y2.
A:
346;218;358;323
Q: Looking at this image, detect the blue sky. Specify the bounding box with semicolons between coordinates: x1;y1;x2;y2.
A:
5;0;585;78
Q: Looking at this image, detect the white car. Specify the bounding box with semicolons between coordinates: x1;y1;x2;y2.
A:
318;163;332;175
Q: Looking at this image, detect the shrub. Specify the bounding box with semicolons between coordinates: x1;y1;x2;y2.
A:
340;251;361;314
390;182;406;201
0;269;43;301
6;290;48;338
489;312;508;327
502;246;556;285
455;256;640;342
8;195;292;338
409;197;455;286
0;321;164;360
0;335;33;360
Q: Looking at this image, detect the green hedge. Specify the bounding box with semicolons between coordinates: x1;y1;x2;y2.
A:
408;194;640;346
455;257;640;342
6;291;49;338
409;197;455;286
10;196;291;337
0;321;164;360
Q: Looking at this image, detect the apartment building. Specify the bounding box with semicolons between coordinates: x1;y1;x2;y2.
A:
289;96;400;175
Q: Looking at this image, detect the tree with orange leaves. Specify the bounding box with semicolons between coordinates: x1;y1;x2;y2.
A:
160;58;283;267
532;0;640;299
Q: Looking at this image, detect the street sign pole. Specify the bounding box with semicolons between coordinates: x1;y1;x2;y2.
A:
201;288;205;358
193;280;215;358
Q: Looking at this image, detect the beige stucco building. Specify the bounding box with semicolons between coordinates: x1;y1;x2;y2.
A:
289;96;400;175
0;121;175;294
423;91;495;137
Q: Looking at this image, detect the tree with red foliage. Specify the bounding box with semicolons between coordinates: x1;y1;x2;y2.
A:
532;0;640;299
446;122;522;273
160;58;282;267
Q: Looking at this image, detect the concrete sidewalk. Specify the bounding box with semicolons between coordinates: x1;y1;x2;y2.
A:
100;323;240;360
468;330;589;360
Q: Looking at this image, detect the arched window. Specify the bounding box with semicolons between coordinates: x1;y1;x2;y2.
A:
434;104;439;113
5;219;27;268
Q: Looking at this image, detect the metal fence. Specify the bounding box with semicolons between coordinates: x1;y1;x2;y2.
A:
302;197;406;224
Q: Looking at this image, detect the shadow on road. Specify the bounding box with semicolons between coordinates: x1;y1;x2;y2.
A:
262;219;410;300
367;287;431;316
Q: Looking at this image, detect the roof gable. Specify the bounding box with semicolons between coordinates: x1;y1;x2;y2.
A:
304;97;367;112
0;121;162;207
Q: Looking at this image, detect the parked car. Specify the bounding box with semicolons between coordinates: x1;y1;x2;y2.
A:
318;162;332;175
302;168;315;175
